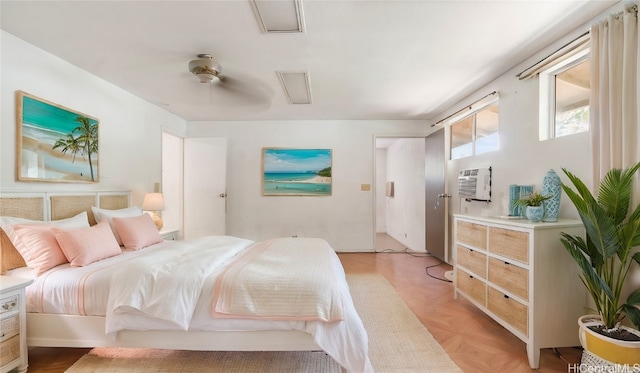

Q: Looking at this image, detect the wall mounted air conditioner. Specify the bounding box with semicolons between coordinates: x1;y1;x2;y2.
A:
458;167;491;201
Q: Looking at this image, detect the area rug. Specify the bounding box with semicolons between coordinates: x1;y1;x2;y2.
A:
66;273;462;372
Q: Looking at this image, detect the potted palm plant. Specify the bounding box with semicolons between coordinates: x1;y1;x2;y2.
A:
560;162;640;366
515;191;552;222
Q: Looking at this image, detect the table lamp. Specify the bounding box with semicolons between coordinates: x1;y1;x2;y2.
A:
142;192;165;230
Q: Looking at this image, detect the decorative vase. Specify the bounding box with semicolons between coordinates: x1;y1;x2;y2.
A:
525;206;544;222
542;169;561;222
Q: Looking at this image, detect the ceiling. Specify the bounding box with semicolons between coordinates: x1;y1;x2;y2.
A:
0;0;618;122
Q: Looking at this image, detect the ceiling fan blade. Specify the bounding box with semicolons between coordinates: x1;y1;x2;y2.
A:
213;75;274;106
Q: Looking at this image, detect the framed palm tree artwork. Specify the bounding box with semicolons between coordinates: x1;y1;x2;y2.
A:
16;91;99;183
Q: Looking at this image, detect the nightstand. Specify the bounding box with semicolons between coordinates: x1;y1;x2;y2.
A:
0;276;33;373
159;229;179;241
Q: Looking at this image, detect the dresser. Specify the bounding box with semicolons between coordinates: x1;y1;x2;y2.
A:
0;277;32;373
453;214;584;368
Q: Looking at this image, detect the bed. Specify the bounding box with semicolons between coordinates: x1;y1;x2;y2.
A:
0;192;372;373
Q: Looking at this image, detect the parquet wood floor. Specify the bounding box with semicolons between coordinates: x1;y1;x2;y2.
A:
26;250;581;372
339;251;582;373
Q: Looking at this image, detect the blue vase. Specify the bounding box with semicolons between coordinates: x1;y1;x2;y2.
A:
542;169;561;222
526;206;544;222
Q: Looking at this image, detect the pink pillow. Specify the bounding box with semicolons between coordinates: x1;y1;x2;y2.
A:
10;224;68;274
112;214;163;251
53;220;121;267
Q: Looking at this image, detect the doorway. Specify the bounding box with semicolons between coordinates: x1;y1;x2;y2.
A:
374;137;426;252
374;132;448;260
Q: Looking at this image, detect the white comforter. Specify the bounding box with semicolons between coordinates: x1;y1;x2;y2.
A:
213;237;345;322
107;235;253;331
17;235;372;372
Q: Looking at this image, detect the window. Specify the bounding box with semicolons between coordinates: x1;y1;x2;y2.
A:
554;58;590;137
451;116;473;159
538;46;590;140
450;99;499;160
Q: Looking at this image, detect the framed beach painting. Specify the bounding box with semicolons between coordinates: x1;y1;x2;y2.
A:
262;148;332;196
16;91;99;183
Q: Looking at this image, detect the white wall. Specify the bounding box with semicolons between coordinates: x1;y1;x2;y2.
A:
430;3;625;263
375;148;387;233
384;138;425;252
435;50;592;262
187;120;427;252
161;132;184;236
0;31;187;206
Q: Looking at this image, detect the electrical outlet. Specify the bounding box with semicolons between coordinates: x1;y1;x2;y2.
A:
361;184;371;191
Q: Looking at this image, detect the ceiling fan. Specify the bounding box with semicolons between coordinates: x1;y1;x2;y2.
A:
188;54;222;83
186;53;273;107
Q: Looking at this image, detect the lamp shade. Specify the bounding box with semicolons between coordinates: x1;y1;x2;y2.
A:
142;193;165;211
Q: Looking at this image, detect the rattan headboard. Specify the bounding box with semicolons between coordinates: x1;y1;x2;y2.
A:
49;194;128;225
0;192;130;274
0;197;45;273
0;197;44;220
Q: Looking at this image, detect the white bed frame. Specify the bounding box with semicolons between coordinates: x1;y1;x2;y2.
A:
1;192;337;371
27;313;319;351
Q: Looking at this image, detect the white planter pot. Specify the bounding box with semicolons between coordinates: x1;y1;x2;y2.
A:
578;315;640;366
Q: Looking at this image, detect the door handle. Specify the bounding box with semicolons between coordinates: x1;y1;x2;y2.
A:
437;193;452;198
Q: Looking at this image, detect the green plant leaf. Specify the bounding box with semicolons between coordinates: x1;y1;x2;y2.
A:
561;234;614;313
621;304;640;330
597;168;630;224
561;162;640;331
627;288;640;306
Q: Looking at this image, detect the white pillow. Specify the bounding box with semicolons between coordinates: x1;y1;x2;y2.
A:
0;211;90;238
91;206;142;245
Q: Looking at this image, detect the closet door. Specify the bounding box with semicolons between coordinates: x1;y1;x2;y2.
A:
183;137;227;239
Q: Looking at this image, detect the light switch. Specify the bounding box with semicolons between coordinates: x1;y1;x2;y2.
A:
361;184;371;191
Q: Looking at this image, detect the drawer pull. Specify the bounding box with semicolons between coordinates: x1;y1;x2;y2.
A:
469;275;474;279
504;294;510;299
504;261;510;265
0;332;4;338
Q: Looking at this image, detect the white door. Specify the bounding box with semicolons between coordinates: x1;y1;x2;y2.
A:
183;137;227;239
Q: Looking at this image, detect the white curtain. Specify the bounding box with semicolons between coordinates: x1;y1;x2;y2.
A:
589;3;639;317
590;3;639;184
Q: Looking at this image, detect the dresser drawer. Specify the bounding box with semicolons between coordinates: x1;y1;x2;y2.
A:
488;227;529;264
0;333;20;365
0;296;17;315
0;314;19;342
487;287;528;336
457;268;486;306
457;221;487;249
488;258;529;301
457;245;487;278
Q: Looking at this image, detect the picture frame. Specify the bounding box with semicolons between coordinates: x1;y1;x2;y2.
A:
262;148;332;196
16;91;99;183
